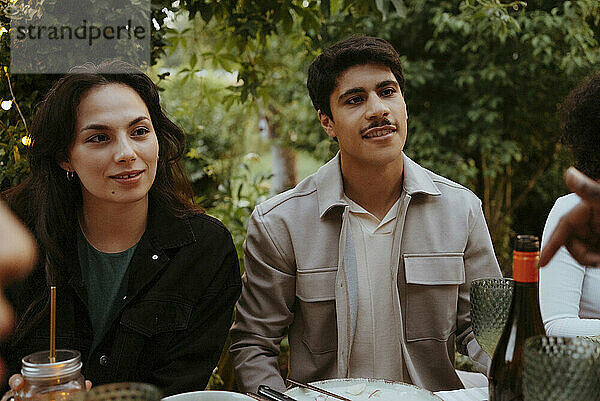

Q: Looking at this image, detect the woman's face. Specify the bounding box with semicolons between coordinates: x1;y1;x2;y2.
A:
60;83;159;209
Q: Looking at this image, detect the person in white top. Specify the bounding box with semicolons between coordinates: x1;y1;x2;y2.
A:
540;168;600;268
540;72;600;337
541;193;600;336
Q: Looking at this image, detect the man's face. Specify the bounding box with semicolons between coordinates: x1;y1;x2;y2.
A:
319;63;407;169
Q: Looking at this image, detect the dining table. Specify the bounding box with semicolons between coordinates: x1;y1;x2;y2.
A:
434;387;488;401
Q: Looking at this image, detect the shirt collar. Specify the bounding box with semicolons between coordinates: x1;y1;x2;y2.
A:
316;152;441;219
345;195;401;234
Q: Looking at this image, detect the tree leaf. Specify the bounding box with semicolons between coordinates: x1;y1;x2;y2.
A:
390;0;406;17
375;0;387;20
198;3;214;24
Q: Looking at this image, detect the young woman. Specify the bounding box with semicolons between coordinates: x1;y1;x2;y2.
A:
540;72;600;337
0;61;241;396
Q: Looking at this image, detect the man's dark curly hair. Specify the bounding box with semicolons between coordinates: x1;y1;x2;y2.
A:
307;35;405;120
560;72;600;179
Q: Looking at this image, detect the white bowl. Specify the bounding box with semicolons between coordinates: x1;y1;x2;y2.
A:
285;378;442;401
162;390;255;401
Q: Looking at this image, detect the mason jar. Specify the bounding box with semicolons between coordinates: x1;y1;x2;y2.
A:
3;349;85;401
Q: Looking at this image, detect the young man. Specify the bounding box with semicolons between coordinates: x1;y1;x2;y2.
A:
230;36;501;393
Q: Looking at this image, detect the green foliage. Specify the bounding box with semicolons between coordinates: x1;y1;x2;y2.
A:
0;120;30;188
169;0;599;270
0;68;55;190
153;61;258;209
389;1;599;269
2;0;600;386
208;158;272;271
157;0;600;270
0;0;178;188
455;352;475;373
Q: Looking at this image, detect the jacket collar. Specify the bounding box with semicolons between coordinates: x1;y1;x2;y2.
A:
316;154;347;218
402;153;442;197
146;202;196;250
316;152;441;218
65;202;196;292
120;203;196;313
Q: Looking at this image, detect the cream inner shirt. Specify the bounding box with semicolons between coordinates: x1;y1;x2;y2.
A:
345;195;404;381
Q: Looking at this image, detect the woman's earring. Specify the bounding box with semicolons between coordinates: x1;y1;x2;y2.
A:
66;170;74;181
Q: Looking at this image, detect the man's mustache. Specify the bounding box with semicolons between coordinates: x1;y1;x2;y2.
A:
360;118;396;135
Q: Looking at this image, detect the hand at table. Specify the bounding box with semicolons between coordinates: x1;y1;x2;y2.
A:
0;201;37;382
0;202;37;339
540;167;600;267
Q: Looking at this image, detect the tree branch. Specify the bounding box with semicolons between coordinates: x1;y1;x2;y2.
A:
504;143;561;218
4;68;28;136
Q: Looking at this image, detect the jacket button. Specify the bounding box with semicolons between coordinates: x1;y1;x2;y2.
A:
152;254;159;260
99;355;109;366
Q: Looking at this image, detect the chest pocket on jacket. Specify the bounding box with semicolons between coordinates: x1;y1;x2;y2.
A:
403;253;465;342
120;297;193;336
106;297;194;380
296;268;337;354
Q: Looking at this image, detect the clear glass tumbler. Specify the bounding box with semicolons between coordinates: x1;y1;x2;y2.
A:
470;277;514;357
85;383;161;401
523;336;600;401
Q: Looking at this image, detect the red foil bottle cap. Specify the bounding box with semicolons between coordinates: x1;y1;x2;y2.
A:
513;250;539;282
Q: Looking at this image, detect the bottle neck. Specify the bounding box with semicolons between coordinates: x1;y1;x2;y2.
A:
511;249;544;328
513;250;539;283
511;279;544;330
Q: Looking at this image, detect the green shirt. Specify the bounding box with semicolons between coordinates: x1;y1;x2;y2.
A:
77;227;137;350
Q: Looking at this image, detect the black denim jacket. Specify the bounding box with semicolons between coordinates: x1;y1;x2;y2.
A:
1;206;241;397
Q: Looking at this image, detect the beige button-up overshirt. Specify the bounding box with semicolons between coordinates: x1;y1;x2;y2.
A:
230;153;501;393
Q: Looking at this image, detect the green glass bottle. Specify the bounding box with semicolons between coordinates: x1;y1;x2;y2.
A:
489;235;546;401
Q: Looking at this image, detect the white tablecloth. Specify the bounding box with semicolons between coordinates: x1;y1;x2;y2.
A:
434;387;488;401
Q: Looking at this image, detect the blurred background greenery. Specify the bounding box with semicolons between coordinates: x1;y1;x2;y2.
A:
1;0;599;390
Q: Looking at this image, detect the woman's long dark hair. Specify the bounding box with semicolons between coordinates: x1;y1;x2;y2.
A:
3;60;201;285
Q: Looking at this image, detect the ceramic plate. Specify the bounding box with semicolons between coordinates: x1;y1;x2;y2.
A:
284;379;442;401
162;390;255;401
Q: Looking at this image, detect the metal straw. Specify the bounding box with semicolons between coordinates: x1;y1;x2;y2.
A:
246;393;268;401
49;285;56;363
